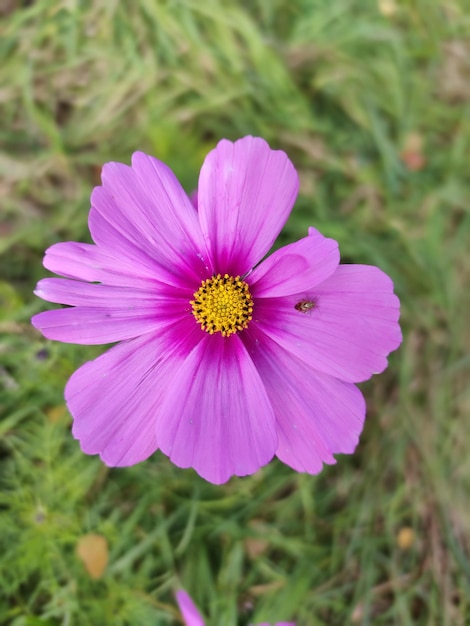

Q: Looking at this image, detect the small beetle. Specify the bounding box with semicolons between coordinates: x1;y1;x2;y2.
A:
295;299;316;313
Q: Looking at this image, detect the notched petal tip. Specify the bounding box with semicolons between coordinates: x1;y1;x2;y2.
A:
130;149;148;162
98;159;133;186
130;150;165;172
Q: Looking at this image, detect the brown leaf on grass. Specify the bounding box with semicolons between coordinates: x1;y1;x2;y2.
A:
91;164;103;186
401;133;426;171
439;40;470;103
0;0;19;17
351;574;414;623
378;0;398;17
76;534;109;579
397;526;415;550
244;520;270;559
244;536;269;560
249;580;285;596
45;405;68;424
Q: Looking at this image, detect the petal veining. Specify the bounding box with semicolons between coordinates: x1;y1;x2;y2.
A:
90;153;212;285
156;333;278;484
66;320;201;465
31;307;167;345
42;241;164;289
197;136;299;275
244;328;366;474
34;277;192;308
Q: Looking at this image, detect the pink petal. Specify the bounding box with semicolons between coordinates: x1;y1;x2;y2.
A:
175;590;205;626
32;279;192;345
90;153;212;286
246;328;366;473
89;207;194;289
66;321;199;466
42;241;162;289
249;228;339;298
34;277;192;308
197;136;299;275
156;334;278;484
255;264;401;383
31;307;167;345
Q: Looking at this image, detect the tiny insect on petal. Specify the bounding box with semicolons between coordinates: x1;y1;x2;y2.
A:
294;299;316;312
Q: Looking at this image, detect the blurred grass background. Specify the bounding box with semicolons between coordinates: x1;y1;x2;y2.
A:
1;0;469;624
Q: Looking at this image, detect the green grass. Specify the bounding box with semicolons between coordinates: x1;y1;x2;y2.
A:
1;0;470;624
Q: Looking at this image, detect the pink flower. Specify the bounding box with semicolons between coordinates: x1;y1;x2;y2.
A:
32;136;401;484
175;589;294;626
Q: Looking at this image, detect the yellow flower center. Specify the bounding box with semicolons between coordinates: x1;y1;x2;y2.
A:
191;274;254;337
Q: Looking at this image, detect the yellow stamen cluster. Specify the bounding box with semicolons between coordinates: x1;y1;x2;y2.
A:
191;274;254;337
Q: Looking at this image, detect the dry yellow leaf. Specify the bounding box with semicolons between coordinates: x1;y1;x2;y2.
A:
45;405;67;424
397;527;415;550
244;536;269;559
378;0;397;16
76;534;109;579
401;132;426;171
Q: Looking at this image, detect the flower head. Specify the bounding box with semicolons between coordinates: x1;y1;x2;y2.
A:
175;589;294;626
32;136;402;484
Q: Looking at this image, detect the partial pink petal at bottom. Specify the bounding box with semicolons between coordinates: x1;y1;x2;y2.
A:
156;334;278;484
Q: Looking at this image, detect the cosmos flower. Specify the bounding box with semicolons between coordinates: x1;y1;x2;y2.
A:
175;589;294;626
32;136;402;484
